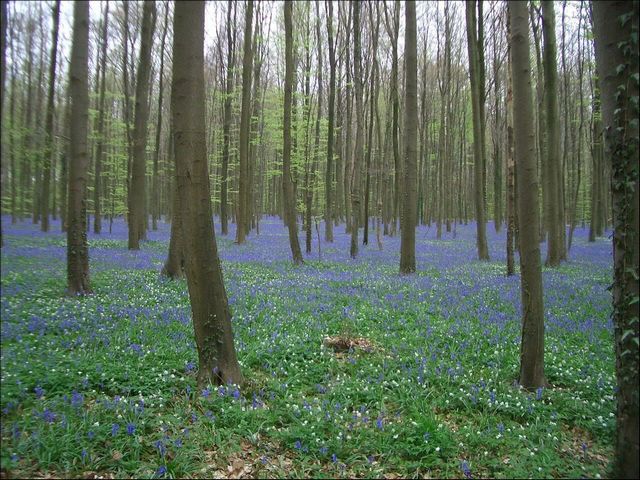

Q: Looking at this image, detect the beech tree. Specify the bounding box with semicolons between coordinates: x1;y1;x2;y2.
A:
236;0;253;244
400;0;418;274
593;2;639;477
509;0;546;390
172;0;243;387
282;1;303;265
465;0;490;260
67;0;91;296
128;1;156;250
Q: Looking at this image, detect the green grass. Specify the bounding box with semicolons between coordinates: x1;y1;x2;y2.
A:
0;223;615;479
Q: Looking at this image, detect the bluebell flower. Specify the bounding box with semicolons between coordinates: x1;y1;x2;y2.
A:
376;417;384;430
41;409;56;423
111;423;120;436
71;391;83;408
88;430;95;440
156;465;167;477
34;386;44;399
461;460;472;479
126;423;136;435
294;440;302;450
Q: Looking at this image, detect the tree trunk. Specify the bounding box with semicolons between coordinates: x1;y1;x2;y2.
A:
592;3;639;477
541;1;564;266
221;1;236;236
465;0;490;260
506;10;516;277
67;0;91;296
349;1;363;258
92;1;109;234
152;1;169;232
400;0;417;274
325;1;335;242
283;1;303;265
128;1;156;250
509;0;546;390
172;0;243;388
236;1;253;244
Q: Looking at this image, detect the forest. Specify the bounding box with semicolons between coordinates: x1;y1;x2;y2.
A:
0;0;638;478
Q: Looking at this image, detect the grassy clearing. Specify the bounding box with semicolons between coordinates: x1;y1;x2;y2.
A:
0;217;614;478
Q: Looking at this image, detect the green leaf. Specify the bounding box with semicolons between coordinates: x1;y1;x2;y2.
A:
616;63;627;75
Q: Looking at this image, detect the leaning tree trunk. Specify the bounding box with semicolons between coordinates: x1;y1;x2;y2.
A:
509;0;546;390
67;0;91;296
592;2;639;478
399;0;417;274
172;0;243;387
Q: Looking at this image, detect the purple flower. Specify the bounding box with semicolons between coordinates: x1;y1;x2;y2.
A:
201;388;211;398
126;423;136;435
87;430;95;440
41;408;56;423
376;417;384;430
71;391;83;408
81;448;88;462
154;440;166;457
536;387;544;400
232;388;241;400
461;460;472;479
294;440;302;450
156;465;167;477
34;386;44;399
331;453;338;463
111;423;120;437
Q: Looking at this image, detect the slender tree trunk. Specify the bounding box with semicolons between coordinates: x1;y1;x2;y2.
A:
593;3;639;477
67;0;91;296
349;1;364;258
39;1;60;232
152;1;169;232
542;1;564;266
92;1;109;234
324;1;335;242
221;1;236;236
236;1;253;244
509;0;546;390
128;1;156;250
363;3;380;247
283;1;303;265
400;0;418;274
466;0;490;260
506;10;516;277
172;0;243;388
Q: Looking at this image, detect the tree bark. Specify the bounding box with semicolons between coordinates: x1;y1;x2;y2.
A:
593;3;639;478
349;1;363;258
283;1;303;265
172;0;243;388
324;1;335;242
466;0;490;260
541;1;564;266
236;1;253;244
92;1;109;234
152;1;169;232
509;0;546;390
221;1;236;236
67;0;91;296
400;0;418;274
128;1;156;250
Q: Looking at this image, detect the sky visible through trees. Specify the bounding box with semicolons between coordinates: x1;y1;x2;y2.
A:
0;0;638;478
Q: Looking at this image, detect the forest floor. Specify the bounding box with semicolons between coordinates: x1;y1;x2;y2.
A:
0;215;615;479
